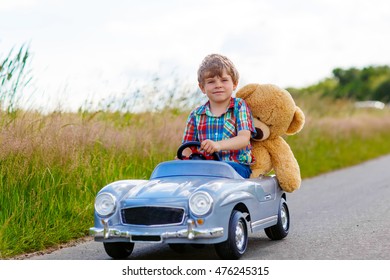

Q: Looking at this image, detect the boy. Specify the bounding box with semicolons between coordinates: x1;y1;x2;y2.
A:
182;54;256;178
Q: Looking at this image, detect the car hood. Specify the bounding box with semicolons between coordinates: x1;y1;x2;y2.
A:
123;177;222;200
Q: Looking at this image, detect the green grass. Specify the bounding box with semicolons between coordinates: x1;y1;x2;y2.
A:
1;106;390;258
289;128;390;178
0;147;172;257
0;110;182;258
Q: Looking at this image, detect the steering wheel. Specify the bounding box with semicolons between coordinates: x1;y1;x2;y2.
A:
177;141;221;161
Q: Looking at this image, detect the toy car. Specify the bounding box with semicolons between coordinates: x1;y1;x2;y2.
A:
89;141;290;259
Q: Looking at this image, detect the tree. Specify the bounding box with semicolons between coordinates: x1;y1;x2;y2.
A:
308;65;390;102
373;80;390;103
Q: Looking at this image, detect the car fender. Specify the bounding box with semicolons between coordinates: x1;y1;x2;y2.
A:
219;191;254;208
94;180;148;226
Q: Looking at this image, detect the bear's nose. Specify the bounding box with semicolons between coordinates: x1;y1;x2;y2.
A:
253;128;264;140
252;118;270;141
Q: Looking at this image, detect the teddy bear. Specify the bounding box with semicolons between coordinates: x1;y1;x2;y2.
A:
236;83;305;192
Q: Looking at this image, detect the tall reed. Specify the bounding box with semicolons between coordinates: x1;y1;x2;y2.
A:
0;45;32;115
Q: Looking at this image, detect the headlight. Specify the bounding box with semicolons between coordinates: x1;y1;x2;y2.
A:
95;193;116;217
189;192;213;216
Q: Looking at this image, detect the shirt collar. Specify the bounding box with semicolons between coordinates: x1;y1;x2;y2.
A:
196;98;235;116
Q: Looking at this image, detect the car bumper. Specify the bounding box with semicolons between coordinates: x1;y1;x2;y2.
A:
89;219;224;243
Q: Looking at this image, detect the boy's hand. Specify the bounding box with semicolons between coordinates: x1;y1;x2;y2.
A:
201;140;221;154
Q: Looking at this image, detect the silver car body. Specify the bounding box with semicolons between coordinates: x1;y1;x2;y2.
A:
90;160;285;245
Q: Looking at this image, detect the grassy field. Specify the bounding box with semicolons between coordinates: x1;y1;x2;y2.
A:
1;96;390;258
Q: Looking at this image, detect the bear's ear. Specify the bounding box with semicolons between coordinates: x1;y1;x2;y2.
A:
286;106;305;135
236;84;258;99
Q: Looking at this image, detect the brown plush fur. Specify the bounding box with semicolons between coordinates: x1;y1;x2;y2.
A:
236;84;305;192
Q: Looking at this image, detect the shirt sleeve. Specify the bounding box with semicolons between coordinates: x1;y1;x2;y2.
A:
182;110;198;143
236;98;257;138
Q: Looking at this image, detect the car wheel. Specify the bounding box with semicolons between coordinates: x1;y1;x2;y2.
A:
103;242;134;259
264;198;289;240
214;210;248;259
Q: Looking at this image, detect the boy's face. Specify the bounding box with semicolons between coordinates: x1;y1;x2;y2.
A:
199;69;238;105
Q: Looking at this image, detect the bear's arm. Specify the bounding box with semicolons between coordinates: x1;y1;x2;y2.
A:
263;137;301;192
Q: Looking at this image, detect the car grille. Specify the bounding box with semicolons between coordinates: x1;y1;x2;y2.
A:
121;206;185;226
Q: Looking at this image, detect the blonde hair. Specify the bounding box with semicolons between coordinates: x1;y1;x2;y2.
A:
197;54;239;85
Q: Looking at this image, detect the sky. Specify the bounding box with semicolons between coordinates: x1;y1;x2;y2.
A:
1;0;390;112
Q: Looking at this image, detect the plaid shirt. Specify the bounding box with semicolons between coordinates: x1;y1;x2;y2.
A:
182;97;256;165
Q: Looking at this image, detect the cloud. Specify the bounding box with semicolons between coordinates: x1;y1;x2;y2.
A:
1;0;390;111
0;0;42;11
